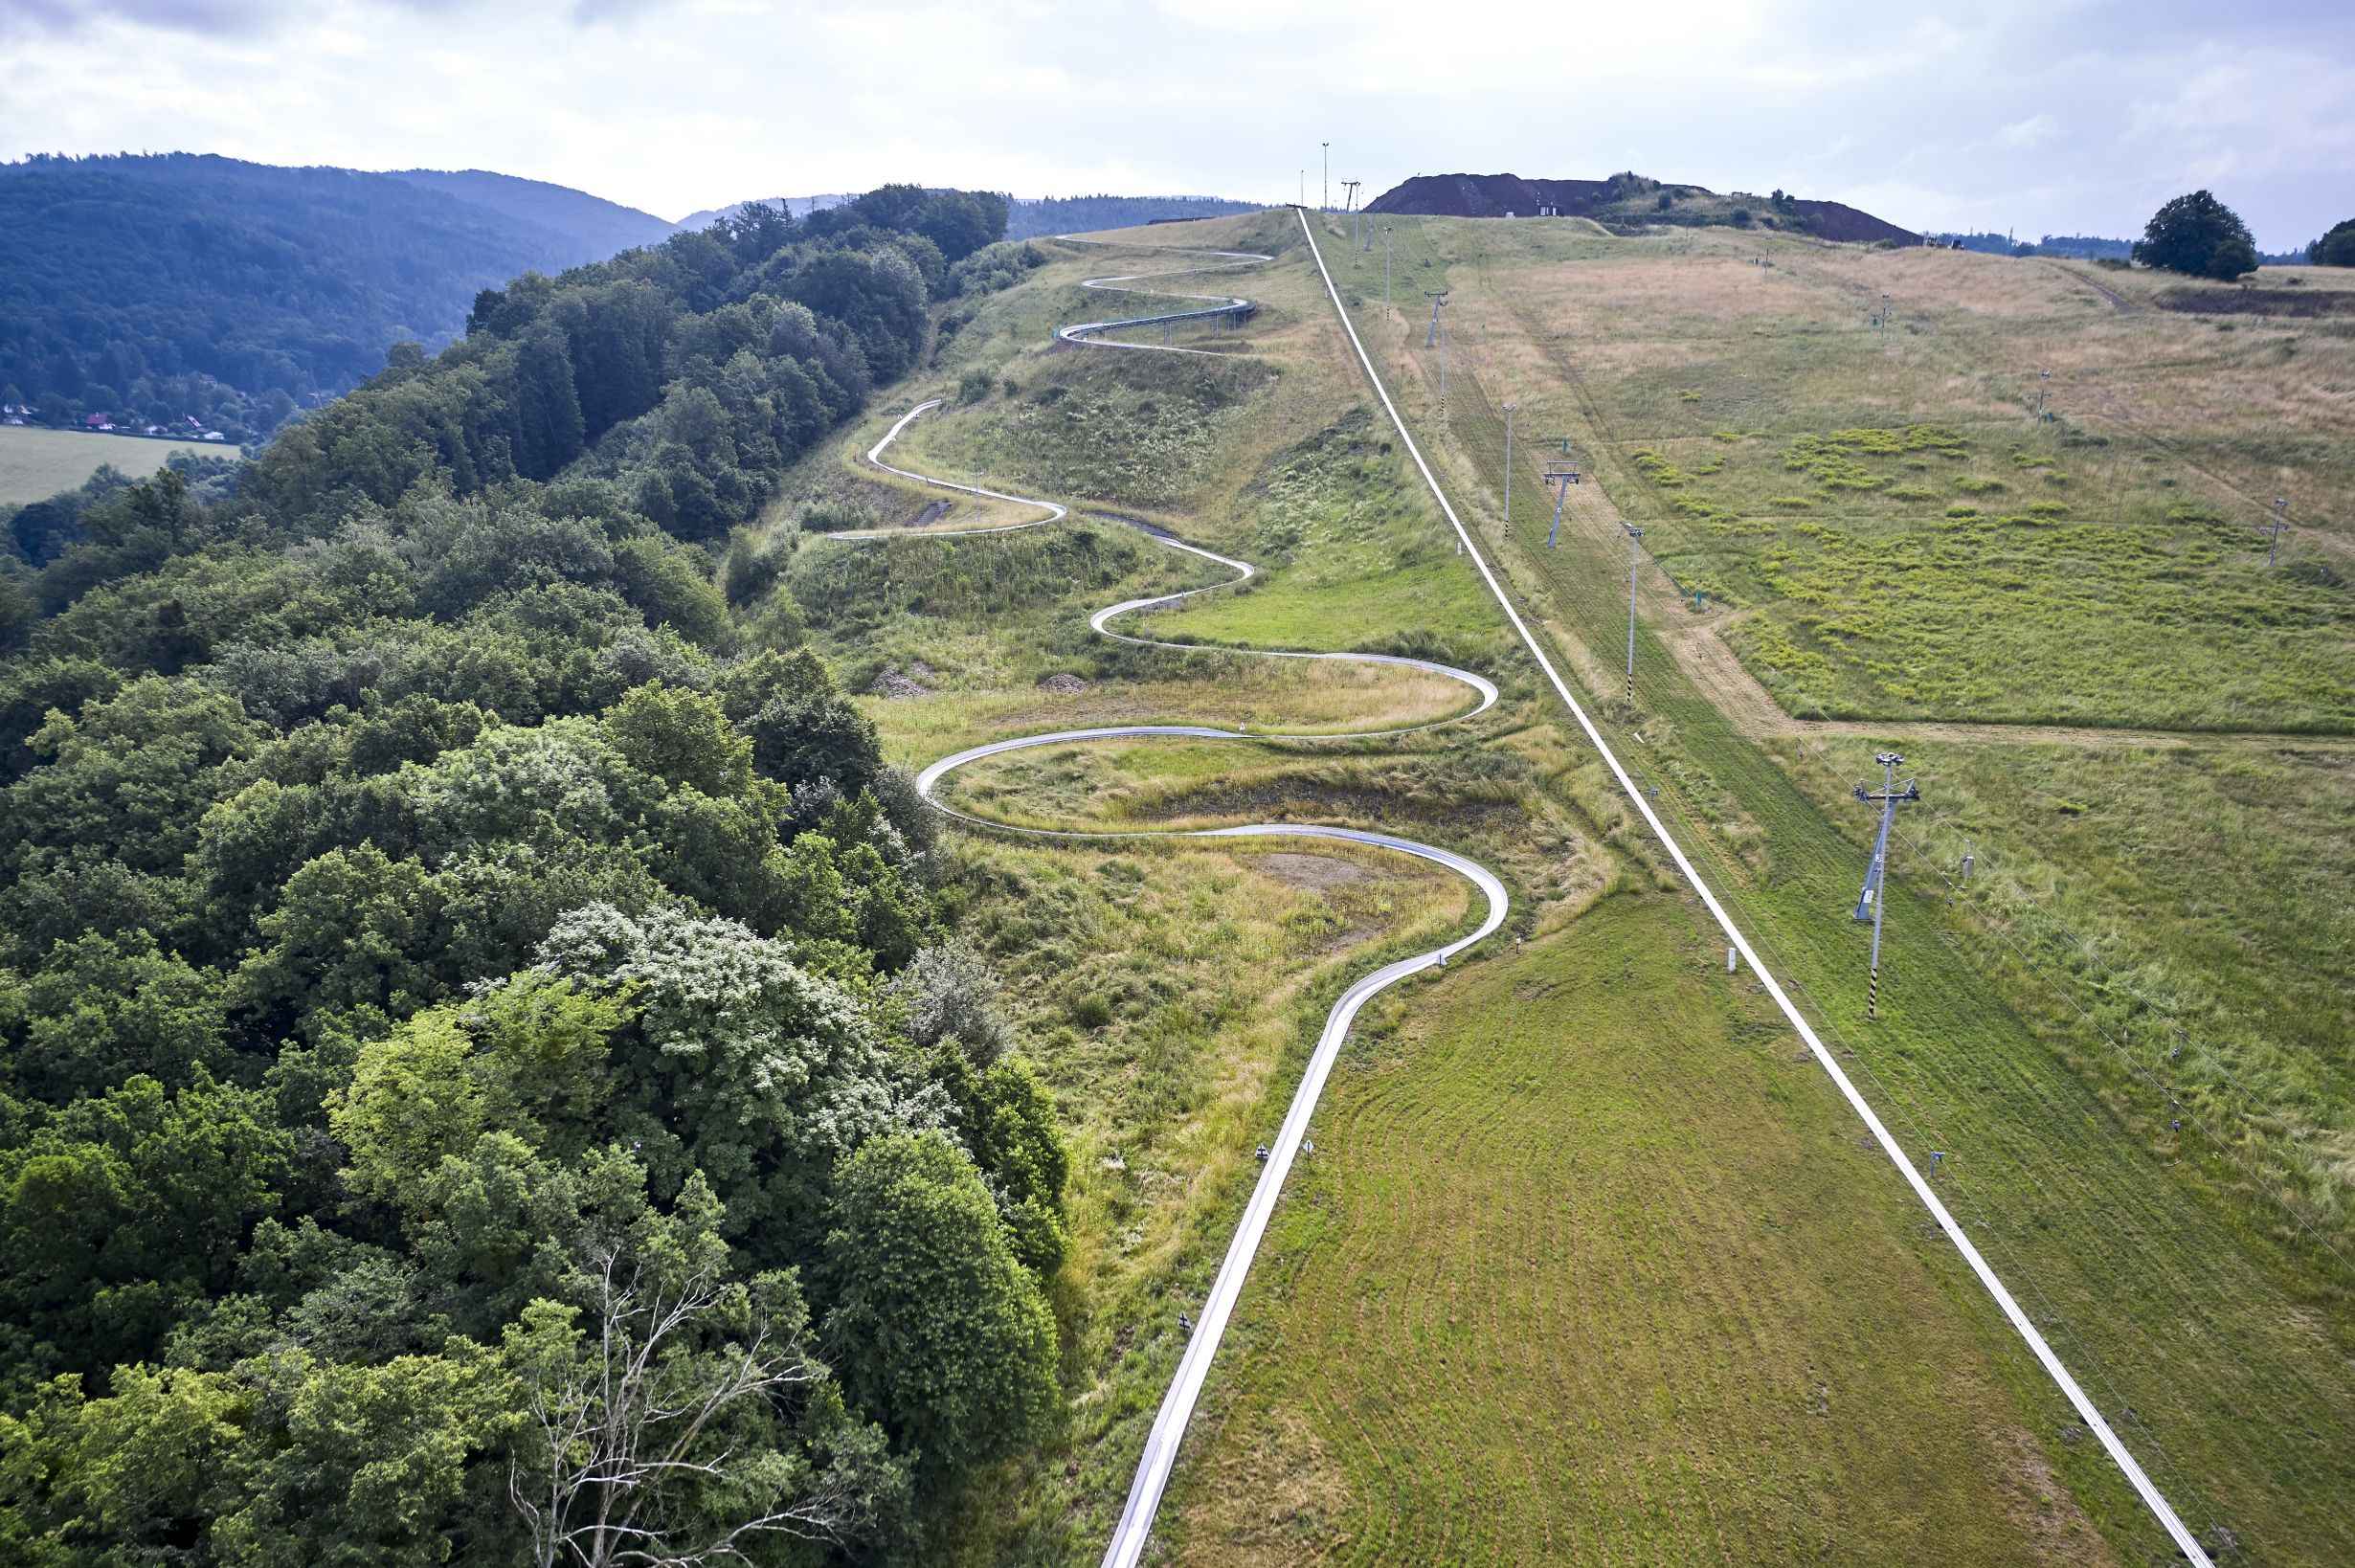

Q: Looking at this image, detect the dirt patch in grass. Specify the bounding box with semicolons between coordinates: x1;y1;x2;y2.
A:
867;661;938;697
2153;287;2355;318
1250;852;1373;892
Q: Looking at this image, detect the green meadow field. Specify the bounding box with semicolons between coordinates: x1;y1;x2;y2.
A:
0;423;231;505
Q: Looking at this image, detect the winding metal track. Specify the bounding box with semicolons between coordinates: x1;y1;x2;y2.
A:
841;240;1508;1567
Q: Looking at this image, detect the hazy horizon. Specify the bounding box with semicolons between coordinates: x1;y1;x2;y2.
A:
3;0;2348;250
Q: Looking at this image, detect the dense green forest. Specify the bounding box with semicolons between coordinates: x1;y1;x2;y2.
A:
0;154;671;440
0;183;1069;1564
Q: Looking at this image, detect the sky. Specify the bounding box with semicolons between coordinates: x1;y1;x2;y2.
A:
3;0;2348;249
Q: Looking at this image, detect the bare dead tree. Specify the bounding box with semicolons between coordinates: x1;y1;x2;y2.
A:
510;1248;859;1567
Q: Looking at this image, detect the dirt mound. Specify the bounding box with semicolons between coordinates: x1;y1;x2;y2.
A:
1036;672;1090;694
867;661;937;698
1365;171;1917;245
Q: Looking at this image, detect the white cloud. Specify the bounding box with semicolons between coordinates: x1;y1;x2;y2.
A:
0;0;2345;247
1997;113;2057;148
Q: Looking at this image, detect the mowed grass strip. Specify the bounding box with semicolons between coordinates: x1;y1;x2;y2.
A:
1161;896;2117;1567
1329;219;2355;1563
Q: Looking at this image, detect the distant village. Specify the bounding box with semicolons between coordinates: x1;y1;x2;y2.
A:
1;403;233;442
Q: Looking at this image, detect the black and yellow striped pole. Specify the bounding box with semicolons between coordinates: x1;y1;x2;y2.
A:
1621;521;1643;706
1852;752;1920;1022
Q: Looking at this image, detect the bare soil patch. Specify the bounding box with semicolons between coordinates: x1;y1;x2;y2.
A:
866;661;937;698
2153;286;2355;318
1251;852;1373;892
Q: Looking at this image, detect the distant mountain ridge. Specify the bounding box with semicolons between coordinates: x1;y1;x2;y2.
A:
0;152;675;443
389;168;674;256
1367;171;1918;245
672;191;1259;238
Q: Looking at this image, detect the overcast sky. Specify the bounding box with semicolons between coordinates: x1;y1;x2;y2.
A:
3;0;2347;249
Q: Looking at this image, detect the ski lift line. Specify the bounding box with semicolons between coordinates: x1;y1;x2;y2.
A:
1875;815;2355;1284
1293;207;2215;1568
1621;750;2241;1545
1866;844;2355;1447
1624;657;2299;1533
1765;712;2355;1285
1854;839;2355;1493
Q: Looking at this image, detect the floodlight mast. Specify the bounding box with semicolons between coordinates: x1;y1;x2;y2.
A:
1322;143;1330;213
1851;751;1922;1020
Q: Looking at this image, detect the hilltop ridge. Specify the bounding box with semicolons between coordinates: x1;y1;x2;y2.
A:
1367;170;1918;244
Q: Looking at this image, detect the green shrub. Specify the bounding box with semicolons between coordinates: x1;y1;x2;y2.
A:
1954;476;2007;496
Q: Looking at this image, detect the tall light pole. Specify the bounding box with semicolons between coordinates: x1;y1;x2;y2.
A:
1620;521;1643;705
1852;752;1922;1021
1502;401;1517;528
1322;142;1330;214
1383;227;1393;303
2271;496;2289;567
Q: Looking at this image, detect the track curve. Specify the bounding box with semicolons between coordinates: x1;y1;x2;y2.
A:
840;239;1508;1567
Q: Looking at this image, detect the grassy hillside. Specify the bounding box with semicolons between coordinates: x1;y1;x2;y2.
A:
742;211;2227;1565
1316;210;2355;1564
1162;898;2115;1566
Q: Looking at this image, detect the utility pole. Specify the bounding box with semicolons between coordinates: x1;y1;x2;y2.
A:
1424;290;1447;348
1502;401;1517;528
1543;460;1580;549
1322;143;1330;213
2034;369;2050;421
1383;228;1393;302
1851;752;1922;1021
2270;497;2289;567
1341;178;1360;213
1619;521;1643;704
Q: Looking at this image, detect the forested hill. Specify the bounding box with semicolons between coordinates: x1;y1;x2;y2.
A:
0;183;1074;1562
389;168;675;258
0;154;671;441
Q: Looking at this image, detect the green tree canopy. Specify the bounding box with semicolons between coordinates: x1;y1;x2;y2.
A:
2312;217;2355;267
820;1131;1059;1488
2133;190;2260;280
